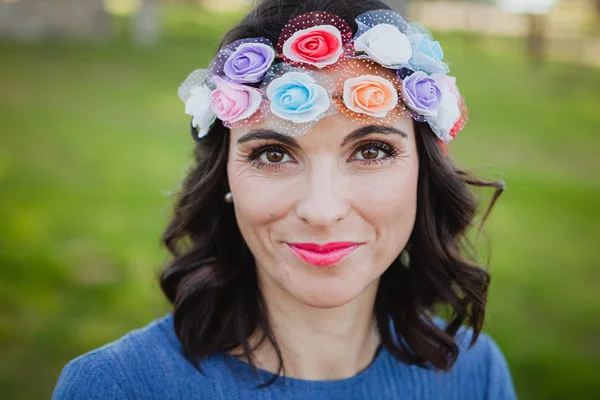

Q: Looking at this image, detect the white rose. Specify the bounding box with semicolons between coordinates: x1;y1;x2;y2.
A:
428;86;461;142
185;86;217;138
353;24;412;67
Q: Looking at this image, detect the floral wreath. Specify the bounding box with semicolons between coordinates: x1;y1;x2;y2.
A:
179;9;468;143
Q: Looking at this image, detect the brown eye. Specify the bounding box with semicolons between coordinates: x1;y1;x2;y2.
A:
360;147;380;160
257;147;292;165
266;150;284;163
352;141;397;164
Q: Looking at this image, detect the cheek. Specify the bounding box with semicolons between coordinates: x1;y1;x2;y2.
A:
227;164;299;249
369;171;417;219
352;162;419;255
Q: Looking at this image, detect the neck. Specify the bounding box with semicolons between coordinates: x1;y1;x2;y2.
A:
239;278;381;381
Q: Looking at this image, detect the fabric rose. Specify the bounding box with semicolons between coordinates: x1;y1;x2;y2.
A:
185;86;217;138
223;43;275;83
401;71;442;117
408;34;449;74
266;72;331;123
353;24;412;67
282;25;344;68
431;73;460;98
429;86;461;142
343;75;399;118
210;79;262;123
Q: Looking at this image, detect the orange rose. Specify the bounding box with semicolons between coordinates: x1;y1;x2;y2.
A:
342;75;398;118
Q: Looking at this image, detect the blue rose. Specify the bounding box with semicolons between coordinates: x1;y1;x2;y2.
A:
408;34;449;75
266;72;331;123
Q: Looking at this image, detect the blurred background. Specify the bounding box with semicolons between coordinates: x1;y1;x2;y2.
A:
0;0;599;398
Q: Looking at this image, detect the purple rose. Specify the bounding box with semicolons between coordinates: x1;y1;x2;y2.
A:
401;71;441;117
223;43;275;83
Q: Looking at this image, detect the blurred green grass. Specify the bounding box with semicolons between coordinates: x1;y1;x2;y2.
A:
0;5;599;400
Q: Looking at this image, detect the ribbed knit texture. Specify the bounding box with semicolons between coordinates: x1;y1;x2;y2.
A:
52;313;517;399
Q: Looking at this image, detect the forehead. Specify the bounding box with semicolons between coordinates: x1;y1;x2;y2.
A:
229;57;417;146
230;66;415;146
229;112;415;148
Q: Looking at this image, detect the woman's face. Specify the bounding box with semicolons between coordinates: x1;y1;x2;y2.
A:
227;114;419;308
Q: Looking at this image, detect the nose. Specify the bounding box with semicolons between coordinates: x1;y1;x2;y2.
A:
295;160;350;231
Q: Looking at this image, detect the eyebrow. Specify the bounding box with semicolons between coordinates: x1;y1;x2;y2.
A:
237;129;301;149
340;125;408;147
237;125;408;148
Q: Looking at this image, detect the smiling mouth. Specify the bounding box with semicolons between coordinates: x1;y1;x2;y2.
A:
286;242;362;267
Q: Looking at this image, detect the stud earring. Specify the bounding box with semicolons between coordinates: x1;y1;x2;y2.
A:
400;249;410;269
224;192;233;203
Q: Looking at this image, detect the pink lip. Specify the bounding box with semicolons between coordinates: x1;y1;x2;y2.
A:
287;242;362;267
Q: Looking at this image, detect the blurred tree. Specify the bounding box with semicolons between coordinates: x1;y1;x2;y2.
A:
198;0;252;11
496;0;559;66
132;0;160;46
0;0;110;41
384;0;412;15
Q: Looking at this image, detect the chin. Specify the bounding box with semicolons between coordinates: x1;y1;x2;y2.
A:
288;278;368;309
299;293;356;309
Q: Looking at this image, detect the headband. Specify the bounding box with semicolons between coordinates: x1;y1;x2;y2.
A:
179;9;468;143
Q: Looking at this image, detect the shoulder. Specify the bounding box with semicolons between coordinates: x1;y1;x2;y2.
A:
51;314;221;399
388;318;517;399
442;320;518;400
52;353;129;400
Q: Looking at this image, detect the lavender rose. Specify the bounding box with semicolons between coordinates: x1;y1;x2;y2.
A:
224;43;275;83
401;71;441;117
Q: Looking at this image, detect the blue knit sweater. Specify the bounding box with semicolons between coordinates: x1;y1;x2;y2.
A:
52;313;517;399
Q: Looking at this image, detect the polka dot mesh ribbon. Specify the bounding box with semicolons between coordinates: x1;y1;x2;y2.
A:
333;57;408;127
276;11;353;70
178;9;469;143
258;63;337;136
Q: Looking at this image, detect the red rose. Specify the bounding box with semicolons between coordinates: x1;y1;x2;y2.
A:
282;25;344;68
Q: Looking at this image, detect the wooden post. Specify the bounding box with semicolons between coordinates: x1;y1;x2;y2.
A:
526;13;546;67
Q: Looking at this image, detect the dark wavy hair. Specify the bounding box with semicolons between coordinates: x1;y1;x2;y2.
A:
160;0;504;385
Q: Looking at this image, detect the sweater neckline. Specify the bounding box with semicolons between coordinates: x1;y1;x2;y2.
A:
161;313;392;390
218;342;388;389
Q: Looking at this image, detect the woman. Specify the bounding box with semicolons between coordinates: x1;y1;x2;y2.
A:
52;0;516;398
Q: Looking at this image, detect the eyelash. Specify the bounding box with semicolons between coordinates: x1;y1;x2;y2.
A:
354;141;400;166
247;144;292;171
246;140;401;171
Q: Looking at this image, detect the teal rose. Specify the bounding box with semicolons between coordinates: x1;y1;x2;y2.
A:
266;72;331;123
408;33;449;75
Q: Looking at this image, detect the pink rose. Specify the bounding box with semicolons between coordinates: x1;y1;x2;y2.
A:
210;80;262;123
431;74;460;99
428;86;461;142
282;25;344;68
